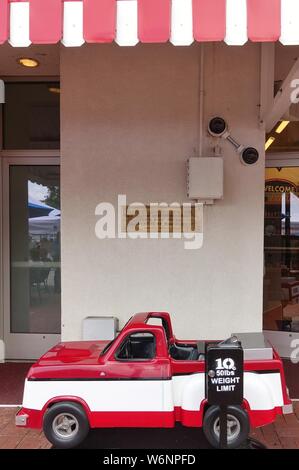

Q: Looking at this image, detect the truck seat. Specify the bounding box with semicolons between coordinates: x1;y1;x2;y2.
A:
169;344;199;360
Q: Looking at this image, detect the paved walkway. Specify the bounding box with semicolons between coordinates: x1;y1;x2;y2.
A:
0;403;298;449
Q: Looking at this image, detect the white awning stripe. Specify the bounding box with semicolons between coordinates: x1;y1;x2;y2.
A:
170;0;193;46
225;0;248;46
62;1;84;47
4;0;299;47
115;0;138;46
280;0;299;45
9;2;31;48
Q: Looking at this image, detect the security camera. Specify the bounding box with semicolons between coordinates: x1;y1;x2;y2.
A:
208;117;259;166
240;147;259;166
208;117;228;137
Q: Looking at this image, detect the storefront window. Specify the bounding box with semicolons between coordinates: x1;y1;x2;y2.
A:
9;165;61;334
3;82;60;149
264;167;299;333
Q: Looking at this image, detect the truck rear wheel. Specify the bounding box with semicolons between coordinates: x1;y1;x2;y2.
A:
43;402;89;449
203;405;249;449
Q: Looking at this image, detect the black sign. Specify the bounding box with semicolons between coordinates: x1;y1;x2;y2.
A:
205;341;244;406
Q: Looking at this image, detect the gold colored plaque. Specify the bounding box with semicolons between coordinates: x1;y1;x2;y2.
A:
121;204;202;235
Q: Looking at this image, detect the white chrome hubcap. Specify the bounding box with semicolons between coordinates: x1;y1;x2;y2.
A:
52;413;79;439
213;414;241;443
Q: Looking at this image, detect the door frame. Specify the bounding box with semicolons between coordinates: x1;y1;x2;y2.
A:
2;155;60;360
264;152;299;358
266;152;299;167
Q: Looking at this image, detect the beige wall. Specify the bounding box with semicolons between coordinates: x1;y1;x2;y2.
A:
61;42;265;341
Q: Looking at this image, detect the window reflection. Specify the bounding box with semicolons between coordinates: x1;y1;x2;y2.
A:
264;167;299;333
10;166;61;334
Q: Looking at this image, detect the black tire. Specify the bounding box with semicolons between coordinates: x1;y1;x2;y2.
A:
203;405;249;449
43;401;90;449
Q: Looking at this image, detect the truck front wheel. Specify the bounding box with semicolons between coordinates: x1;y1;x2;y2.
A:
43;402;90;449
203;405;249;449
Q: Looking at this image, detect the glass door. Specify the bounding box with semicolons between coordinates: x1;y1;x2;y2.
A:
263;165;299;358
3;159;61;359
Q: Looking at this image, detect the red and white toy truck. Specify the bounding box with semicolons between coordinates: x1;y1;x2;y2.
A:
16;312;293;448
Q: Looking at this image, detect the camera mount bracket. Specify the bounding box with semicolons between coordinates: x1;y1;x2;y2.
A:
208;117;259;166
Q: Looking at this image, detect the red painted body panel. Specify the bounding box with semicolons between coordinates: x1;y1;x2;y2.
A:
89;411;175;428
174;402;206;427
242;400;283;428
16;403;284;431
27;341;109;380
16;407;43;429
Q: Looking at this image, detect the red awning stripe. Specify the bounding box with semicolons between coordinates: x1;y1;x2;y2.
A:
83;0;116;43
193;0;226;42
30;0;62;44
138;0;170;43
0;0;9;44
2;0;299;46
247;0;281;42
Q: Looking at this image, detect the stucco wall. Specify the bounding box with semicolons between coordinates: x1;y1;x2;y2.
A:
61;42;265;341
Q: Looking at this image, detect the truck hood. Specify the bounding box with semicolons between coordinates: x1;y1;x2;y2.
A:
39;341;109;363
27;340;110;380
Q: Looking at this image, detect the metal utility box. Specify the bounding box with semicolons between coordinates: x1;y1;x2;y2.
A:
187;157;223;202
232;332;273;360
205;340;244;406
82;316;118;341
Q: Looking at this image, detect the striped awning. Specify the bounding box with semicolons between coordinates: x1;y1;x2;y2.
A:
1;0;299;48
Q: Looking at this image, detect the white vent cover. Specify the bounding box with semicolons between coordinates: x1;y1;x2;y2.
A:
82;316;119;341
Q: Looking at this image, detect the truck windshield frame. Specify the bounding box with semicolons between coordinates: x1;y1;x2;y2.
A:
99;316;133;357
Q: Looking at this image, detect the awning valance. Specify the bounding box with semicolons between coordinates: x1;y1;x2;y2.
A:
0;0;298;48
